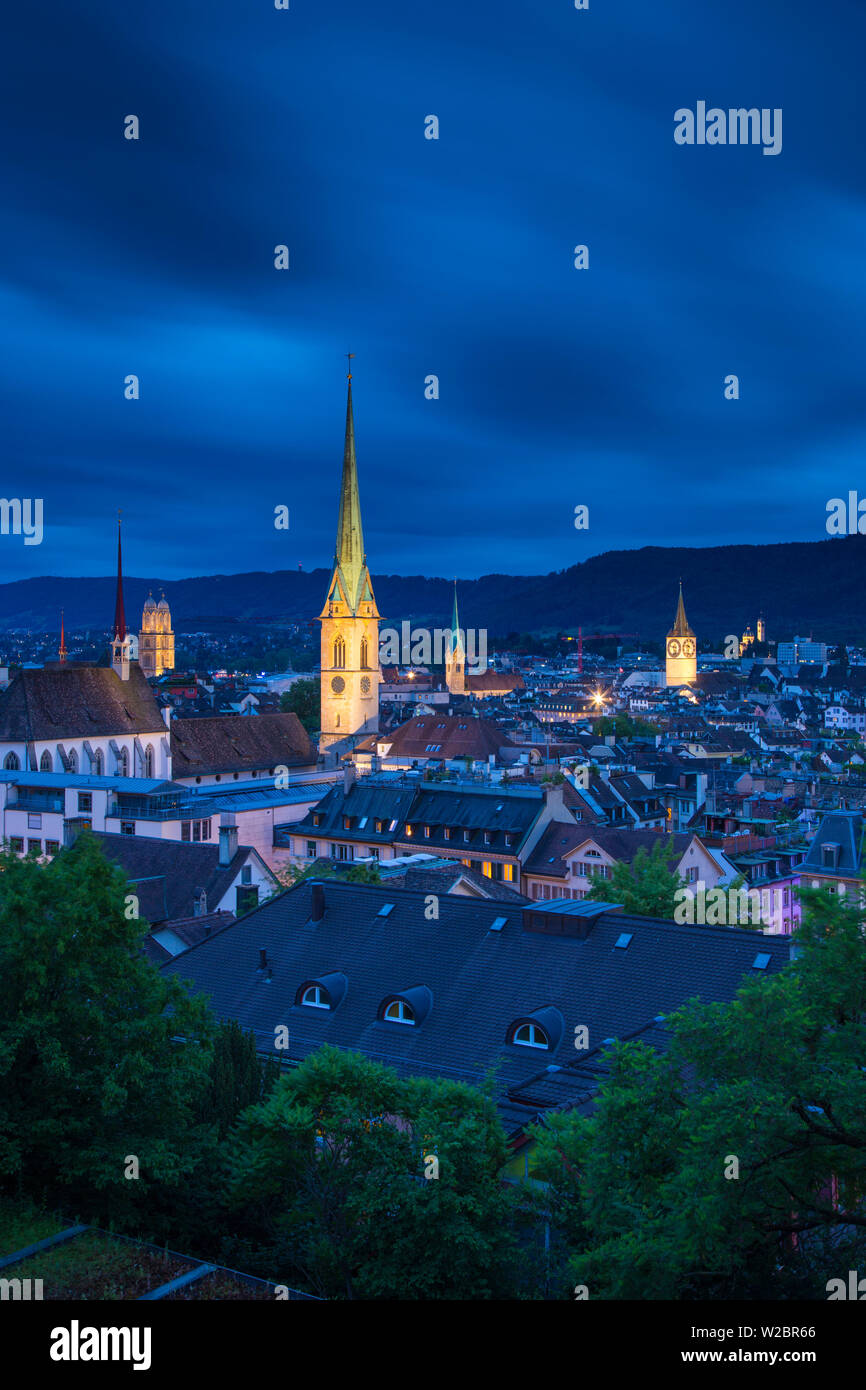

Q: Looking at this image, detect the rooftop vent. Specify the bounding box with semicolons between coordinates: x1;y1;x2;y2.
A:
311;883;325;924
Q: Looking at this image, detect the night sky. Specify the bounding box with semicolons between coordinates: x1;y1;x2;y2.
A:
2;0;864;584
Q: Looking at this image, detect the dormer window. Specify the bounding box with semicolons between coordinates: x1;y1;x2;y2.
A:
384;999;415;1025
375;819;384;833
512;1022;549;1049
343;815;352;830
301;985;329;1009
443;827;451;840
822;843;840;870
463;830;471;843
424;825;431;838
312;813;322;827
484;831;492;845
405;823;414;837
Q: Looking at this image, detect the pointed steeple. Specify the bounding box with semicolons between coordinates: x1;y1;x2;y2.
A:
449;580;464;655
58;609;67;663
321;363;378;618
669;580;694;639
113;513;126;641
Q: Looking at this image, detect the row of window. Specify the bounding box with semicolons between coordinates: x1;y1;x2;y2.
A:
331;637;371;670
3;747;154;777
297;982;554;1047
7;838;60;857
325;810;516;849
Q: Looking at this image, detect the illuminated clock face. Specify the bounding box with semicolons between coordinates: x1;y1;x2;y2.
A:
360;676;371;695
682;638;695;658
331;676;345;694
667;639;681;659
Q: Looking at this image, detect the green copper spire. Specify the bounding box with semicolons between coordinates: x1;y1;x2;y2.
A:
449;579;465;655
333;375;367;606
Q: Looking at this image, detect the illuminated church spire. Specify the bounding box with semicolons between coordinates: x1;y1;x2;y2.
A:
58;610;67;663
318;360;380;759
445;580;466;694
665;579;697;687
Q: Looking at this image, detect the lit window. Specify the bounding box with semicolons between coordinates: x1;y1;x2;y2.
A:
301;985;329;1009
384;999;415;1025
512;1023;549;1049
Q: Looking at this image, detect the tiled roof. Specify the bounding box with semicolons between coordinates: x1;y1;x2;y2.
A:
0;663;165;741
90;831;269;924
170;712;317;776
160;881;791;1124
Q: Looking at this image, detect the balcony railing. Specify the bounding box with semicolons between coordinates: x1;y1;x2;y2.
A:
9;794;65;814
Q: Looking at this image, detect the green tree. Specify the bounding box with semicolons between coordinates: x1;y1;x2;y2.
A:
532;881;866;1299
586;835;685;919
225;1046;517;1299
203;1020;281;1141
0;832;214;1225
279;677;320;734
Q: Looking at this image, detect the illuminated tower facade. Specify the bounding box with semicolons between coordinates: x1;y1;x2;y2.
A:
139;591;175;678
318;369;380;758
665;582;697;686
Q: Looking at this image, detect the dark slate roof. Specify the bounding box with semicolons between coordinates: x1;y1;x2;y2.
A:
799;811;864;876
361;713;516;760
524;824;690;879
170;712;317;776
90;831;267;924
400;864;530;903
161;881;791;1120
0;663;165;741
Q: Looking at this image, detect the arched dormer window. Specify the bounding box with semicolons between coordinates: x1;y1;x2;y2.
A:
360;637;369;669
384;999;415;1025
511;1022;549;1049
4;752;19;770
507;1007;563;1053
40;751;52;772
295;973;347;1012
333;636;346;669
380;985;432;1027
144;745;154;778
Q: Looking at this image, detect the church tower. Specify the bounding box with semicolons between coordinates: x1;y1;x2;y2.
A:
318;368;380;759
140;590;175;678
111;516;132;682
665;581;697;687
445;582;466;695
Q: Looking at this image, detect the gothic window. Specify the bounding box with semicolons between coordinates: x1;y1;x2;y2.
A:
333;636;346;669
93;749;104;776
117;748;129;777
360;637;369;669
67;749;78;774
144;745;154;778
40;751;52;772
4;752;20;770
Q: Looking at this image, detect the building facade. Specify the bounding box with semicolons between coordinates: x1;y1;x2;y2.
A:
139;592;175;678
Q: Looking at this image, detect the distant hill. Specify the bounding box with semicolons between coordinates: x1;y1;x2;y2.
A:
2;534;864;644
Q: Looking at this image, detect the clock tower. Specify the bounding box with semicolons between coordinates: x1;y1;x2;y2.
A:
318;367;380;761
665;581;697;687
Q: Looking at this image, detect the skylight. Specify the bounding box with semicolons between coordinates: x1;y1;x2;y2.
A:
614;933;633;949
377;903;395;918
752;952;771;970
490;916;507;931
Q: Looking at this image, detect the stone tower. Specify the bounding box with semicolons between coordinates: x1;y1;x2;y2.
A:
318;370;380;759
665;582;697;687
139;591;175;678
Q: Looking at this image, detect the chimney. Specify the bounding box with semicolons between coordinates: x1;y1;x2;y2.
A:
343;763;356;795
219;813;238;866
258;947;268;970
311;882;325;923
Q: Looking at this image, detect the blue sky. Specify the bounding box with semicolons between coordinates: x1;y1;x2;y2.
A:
2;0;864;582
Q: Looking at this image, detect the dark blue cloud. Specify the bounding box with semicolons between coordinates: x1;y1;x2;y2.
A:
0;0;863;584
